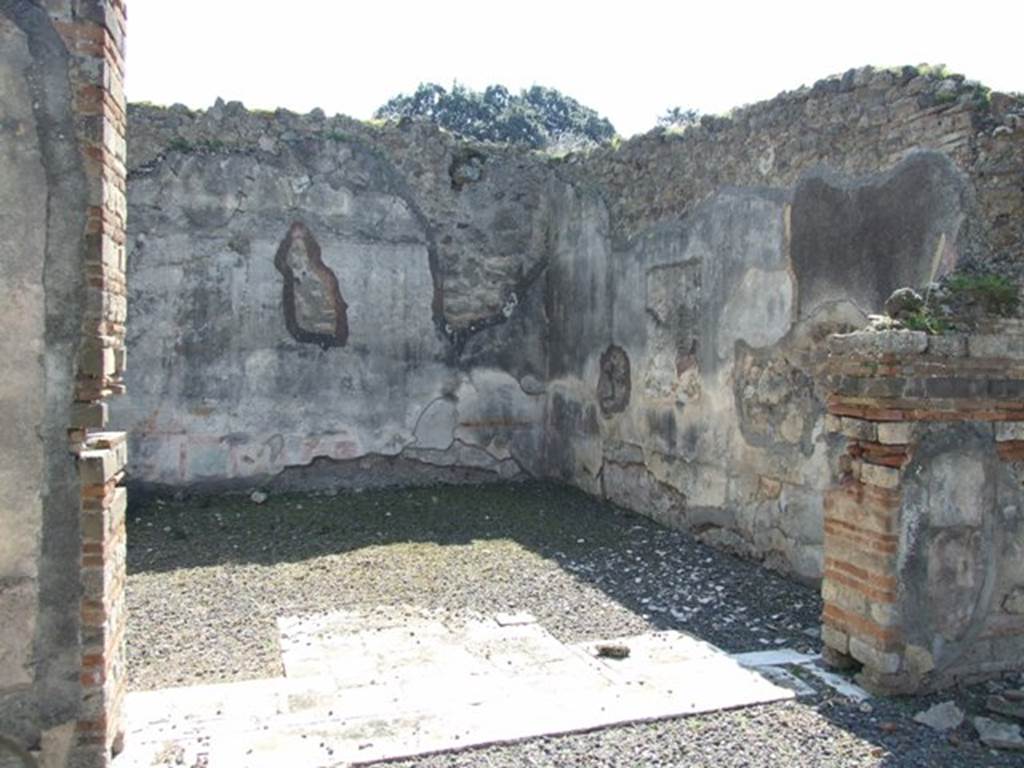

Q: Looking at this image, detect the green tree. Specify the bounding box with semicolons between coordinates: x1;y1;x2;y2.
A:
375;82;616;149
657;107;701;129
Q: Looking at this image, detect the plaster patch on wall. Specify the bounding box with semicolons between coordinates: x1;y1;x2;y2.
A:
790;152;965;318
899;430;1001;676
597;345;631;416
0;581;35;688
717;267;794;359
274;221;349;348
733;345;818;454
925;528;988;639
644;261;701;403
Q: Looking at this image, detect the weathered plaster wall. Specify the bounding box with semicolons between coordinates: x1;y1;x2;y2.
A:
547;150;974;581
118;70;1023;585
0;0;61;731
901;426;1024;685
1;5;88;763
544;69;1024;582
1;1;130;765
117;106;571;490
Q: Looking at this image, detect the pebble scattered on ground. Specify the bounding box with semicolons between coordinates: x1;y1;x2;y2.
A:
126;482;1023;766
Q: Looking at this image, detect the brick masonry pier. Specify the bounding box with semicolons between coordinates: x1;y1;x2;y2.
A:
822;325;1024;693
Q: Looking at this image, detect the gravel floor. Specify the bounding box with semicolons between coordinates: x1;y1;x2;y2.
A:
126;481;1023;767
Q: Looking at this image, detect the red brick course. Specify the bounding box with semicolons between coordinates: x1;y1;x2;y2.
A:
822;603;902;649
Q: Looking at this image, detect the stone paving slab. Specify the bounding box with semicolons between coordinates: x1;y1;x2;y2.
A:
114;608;811;768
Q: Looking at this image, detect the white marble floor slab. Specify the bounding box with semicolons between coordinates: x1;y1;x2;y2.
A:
115;608;817;768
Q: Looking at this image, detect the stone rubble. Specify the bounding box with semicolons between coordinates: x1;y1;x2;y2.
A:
913;701;965;732
987;695;1024;722
973;717;1024;751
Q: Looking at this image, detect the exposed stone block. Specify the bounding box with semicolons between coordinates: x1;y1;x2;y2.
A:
603;440;645;465
821;624;850;655
860;462;901;489
868;600;900;628
995;423;1024;442
988;636;1024;674
903;644;936;677
70;400;108;429
824;486;899;535
969;334;1024;359
79;342;117;377
83;431;126;450
822;578;868;614
823;602;900;647
79;448;121;487
849;636;903;674
828;330;928;357
825;414;878;441
876;422;915;445
926;334;968;357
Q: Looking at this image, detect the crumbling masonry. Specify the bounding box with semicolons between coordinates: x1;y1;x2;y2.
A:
823;325;1024;693
2;0;1023;763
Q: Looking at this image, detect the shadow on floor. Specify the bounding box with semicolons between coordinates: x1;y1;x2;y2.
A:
127;481;823;652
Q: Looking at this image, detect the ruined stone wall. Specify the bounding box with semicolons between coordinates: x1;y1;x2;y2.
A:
563;68;1022;262
2;11;1020;757
118;69;1023;585
0;1;127;766
545;69;1024;582
117;106;570;491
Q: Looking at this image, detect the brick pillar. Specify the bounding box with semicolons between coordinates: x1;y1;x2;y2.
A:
76;435;128;761
821;419;913;689
52;2;129;763
822;326;1024;694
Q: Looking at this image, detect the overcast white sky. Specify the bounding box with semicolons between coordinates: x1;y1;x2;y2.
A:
127;1;1023;137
